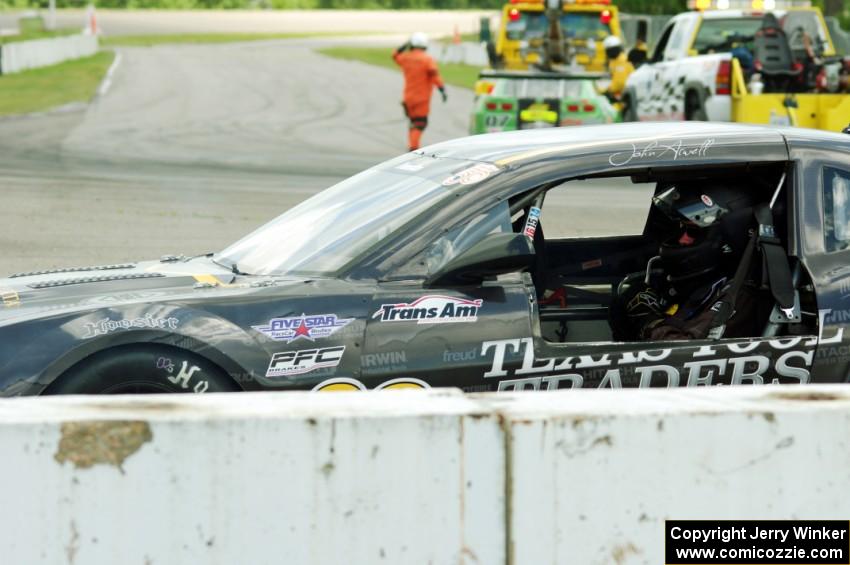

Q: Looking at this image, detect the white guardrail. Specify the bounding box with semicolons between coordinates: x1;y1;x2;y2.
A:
2;385;850;564
0;33;98;75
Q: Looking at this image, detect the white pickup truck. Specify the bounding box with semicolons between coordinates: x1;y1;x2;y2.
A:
623;7;837;123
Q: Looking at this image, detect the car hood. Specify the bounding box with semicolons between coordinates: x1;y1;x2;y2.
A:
0;257;307;325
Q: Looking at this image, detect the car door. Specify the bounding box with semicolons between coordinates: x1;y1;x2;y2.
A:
628;20;674;120
790;146;850;382
358;196;537;393
478;166;821;390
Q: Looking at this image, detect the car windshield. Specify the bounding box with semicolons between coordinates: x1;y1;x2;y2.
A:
216;154;495;276
505;11;611;42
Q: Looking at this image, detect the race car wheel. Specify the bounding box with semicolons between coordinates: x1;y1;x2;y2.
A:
43;345;241;395
685;92;707;121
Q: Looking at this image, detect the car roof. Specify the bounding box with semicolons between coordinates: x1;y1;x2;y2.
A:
422;122;799;167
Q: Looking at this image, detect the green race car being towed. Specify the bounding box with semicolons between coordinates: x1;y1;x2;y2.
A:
470;69;620;134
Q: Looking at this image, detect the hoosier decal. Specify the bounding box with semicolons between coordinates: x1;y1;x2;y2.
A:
253;313;353;343
373;295;483;324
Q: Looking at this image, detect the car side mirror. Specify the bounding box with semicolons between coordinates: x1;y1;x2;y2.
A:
425;233;535;287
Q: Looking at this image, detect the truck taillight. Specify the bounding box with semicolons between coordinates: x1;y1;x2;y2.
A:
486;102;498;110
716;60;731;95
567;103;579;112
501;102;514;111
600;10;612;24
583;103;596;112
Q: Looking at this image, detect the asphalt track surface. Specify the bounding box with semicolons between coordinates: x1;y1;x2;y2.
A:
0;35;646;275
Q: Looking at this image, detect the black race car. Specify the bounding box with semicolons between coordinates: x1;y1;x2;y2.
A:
1;122;848;395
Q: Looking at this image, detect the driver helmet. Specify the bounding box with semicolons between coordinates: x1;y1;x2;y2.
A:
410;32;429;50
652;182;755;288
602;35;623;59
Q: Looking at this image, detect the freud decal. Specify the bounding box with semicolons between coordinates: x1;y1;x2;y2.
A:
482;337;817;391
253;313;353;343
373;295;482;324
266;346;345;378
608;139;714;167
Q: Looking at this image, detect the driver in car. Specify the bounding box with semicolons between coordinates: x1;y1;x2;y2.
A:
613;183;768;341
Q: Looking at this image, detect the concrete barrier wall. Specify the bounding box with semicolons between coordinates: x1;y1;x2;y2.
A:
2;386;850;564
434;42;489;67
1;34;98;75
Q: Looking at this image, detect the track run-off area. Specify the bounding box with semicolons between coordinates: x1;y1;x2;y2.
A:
0;11;644;274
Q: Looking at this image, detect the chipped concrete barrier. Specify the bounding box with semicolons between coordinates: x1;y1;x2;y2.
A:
0;33;98;75
0;390;505;564
2;386;850;564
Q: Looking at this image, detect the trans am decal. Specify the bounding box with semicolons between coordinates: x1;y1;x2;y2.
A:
373;295;483;324
266;346;346;378
253;313;353;343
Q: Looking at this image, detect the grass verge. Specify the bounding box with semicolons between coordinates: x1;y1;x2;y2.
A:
0;51;115;117
101;31;382;47
317;46;480;90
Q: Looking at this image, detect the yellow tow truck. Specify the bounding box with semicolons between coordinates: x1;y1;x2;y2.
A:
491;0;623;73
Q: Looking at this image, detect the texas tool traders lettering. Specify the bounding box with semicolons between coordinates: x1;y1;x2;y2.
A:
483;337;816;390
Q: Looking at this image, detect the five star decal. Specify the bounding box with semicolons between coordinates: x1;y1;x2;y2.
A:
252;313;353;343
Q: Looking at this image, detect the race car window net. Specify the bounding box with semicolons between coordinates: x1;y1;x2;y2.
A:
216;154;485;277
823;166;850;253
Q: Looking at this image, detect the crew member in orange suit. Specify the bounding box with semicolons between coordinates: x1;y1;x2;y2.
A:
392;32;447;151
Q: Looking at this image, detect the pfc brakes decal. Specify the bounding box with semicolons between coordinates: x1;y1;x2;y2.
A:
253;313;353;343
372;295;483;324
266;346;345;378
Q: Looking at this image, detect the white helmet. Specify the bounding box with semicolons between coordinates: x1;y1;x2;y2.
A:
410;32;429;49
602;35;622;50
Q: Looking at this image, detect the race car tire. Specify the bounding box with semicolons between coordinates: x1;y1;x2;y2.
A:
43;344;241;395
685;91;708;121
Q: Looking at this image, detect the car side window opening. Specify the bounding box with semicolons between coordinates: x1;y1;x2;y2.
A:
524;165;814;345
650;23;674;63
823;166;850;253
